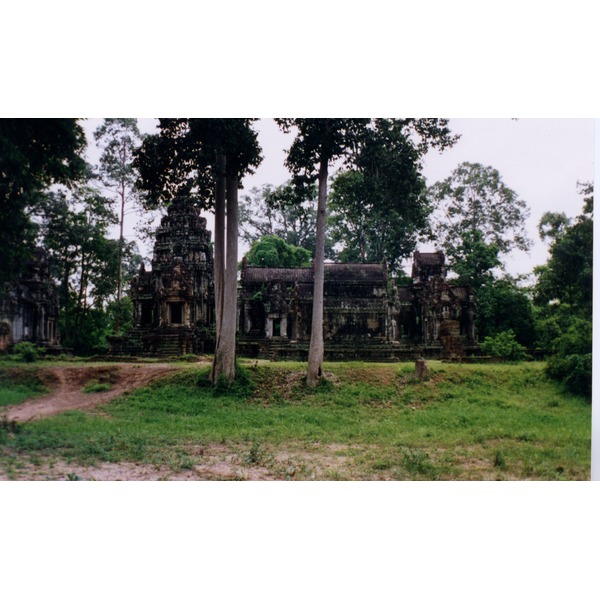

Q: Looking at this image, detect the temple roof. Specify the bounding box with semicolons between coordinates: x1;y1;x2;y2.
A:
241;263;387;285
413;250;445;266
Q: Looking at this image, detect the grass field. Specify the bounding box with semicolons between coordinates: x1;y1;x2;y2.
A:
0;360;591;480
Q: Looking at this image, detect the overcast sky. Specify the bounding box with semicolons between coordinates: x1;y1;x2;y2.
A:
83;117;594;279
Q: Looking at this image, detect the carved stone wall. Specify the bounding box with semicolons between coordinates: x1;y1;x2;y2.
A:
114;198;215;356
238;252;477;360
0;248;60;352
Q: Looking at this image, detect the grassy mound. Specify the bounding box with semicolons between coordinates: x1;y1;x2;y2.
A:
0;360;591;480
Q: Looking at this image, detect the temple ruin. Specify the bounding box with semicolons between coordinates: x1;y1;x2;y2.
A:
238;250;477;361
0;248;61;353
110;198;215;356
112;199;477;360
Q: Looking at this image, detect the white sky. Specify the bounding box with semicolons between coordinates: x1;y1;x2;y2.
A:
83;117;594;279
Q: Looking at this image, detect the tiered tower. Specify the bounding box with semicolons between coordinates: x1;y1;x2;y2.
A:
117;198;215;356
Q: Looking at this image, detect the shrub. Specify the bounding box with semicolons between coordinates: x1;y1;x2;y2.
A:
545;318;592;399
480;330;528;362
547;353;592;399
12;342;42;363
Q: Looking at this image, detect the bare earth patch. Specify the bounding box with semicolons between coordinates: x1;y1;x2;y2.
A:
0;441;361;481
2;363;181;422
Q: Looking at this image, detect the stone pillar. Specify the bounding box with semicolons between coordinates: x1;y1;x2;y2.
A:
415;357;429;381
281;315;288;338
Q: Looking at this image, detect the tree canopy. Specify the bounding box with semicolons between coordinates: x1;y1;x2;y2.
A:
244;235;312;268
428;162;531;270
533;182;593;397
0;118;87;282
94;118;145;328
328;120;431;273
135;118;262;208
238;182;331;257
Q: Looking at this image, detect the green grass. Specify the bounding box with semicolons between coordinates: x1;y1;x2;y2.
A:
0;360;591;480
0;366;47;407
82;381;112;394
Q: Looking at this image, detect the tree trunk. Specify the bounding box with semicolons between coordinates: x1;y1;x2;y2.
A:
213;154;226;343
115;181;126;333
306;158;328;387
212;172;239;384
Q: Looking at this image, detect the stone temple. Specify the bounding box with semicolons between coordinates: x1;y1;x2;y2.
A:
114;199;477;360
0;248;61;353
110;198;215;356
238;250;477;361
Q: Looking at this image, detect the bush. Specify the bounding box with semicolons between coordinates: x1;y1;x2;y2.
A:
544;318;592;399
547;353;592;399
12;342;42;363
480;330;528;362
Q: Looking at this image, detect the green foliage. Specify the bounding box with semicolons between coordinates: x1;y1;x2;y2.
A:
239;182;332;257
328;125;429;272
538;211;571;242
449;230;502;289
106;297;134;334
245;235;312;268
93;118;149;319
480;330;528;362
534;214;593;313
429;162;531;258
547;353;592;399
39;185;142;354
544;318;592;398
83;381;112;393
135;119;262;209
476;278;537;347
12;342;42;363
0;118;87;282
535;183;593;398
94;119;143;195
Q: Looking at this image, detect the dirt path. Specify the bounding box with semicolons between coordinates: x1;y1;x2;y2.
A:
2;363;182;422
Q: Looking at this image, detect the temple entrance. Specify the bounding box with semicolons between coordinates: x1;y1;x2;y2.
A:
169;302;184;325
141;301;154;325
272;318;281;337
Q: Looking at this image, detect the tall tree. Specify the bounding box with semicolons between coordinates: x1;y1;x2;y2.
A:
39;186;120;353
534;182;593;397
135;118;262;384
277;118;458;386
534;182;593;314
276;119;370;387
93;119;144;330
328;119;433;273
0;118;87;283
428;162;532;273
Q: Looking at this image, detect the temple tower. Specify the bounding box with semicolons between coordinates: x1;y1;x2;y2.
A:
118;198;215;355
